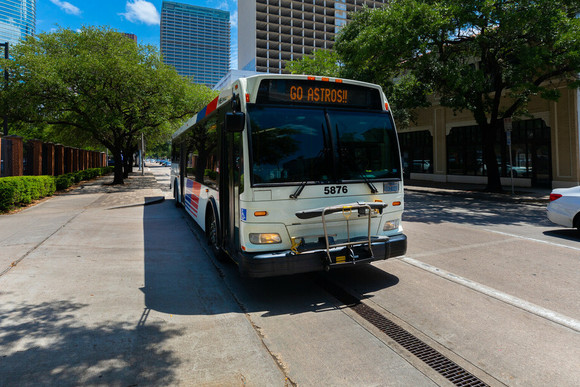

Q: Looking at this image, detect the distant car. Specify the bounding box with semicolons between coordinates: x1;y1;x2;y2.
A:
504;165;529;178
547;186;580;230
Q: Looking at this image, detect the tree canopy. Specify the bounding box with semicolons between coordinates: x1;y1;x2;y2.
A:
0;26;216;184
288;0;580;191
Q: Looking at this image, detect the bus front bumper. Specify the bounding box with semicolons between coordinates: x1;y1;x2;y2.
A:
238;234;407;278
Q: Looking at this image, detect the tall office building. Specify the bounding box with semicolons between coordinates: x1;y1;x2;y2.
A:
239;0;386;73
161;1;230;87
0;0;36;47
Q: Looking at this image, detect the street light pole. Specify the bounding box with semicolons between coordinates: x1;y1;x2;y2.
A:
0;42;8;136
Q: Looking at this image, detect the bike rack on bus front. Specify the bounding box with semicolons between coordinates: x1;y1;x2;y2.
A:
294;202;389;268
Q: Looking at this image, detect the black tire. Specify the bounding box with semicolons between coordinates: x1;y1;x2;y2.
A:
573;213;580;231
173;182;182;208
206;209;227;261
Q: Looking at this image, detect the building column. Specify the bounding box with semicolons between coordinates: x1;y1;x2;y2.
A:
73;148;80;172
55;145;65;176
65;147;73;173
44;143;55;175
29;139;43;176
5;136;24;176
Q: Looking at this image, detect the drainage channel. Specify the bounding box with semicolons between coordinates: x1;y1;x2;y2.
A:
319;278;489;387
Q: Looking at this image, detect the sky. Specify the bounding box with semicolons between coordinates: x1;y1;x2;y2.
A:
36;0;239;69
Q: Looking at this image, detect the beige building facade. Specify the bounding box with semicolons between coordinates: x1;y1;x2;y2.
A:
400;85;580;189
239;0;386;73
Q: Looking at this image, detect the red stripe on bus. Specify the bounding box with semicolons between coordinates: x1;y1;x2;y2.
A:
192;182;202;195
205;96;219;116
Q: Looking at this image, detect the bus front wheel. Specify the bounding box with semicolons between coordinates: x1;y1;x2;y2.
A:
206;209;227;262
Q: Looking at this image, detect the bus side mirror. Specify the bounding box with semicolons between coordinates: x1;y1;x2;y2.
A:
225;112;245;132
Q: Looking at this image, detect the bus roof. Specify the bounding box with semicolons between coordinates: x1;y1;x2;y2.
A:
172;74;386;141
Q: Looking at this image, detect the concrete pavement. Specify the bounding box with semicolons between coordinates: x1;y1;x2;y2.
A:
0;166;286;386
0;167;553;385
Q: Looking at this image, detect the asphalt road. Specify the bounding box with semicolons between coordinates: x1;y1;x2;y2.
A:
1;167;578;386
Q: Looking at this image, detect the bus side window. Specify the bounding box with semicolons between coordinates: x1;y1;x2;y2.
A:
185;146;196;180
171;143;181;164
203;118;219;190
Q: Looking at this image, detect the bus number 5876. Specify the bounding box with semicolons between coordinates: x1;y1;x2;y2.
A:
324;186;348;195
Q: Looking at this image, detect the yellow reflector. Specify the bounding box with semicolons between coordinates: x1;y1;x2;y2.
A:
254;211;268;217
336;256;346;263
392;201;401;206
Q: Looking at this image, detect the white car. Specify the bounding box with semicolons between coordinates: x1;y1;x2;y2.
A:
547;186;580;230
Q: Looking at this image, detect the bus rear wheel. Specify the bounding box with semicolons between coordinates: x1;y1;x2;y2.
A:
173;184;182;207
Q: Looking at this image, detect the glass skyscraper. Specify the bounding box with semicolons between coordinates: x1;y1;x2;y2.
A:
0;0;36;47
161;1;230;87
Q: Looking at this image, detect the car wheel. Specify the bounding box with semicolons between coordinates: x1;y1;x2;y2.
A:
574;213;580;231
206;209;227;262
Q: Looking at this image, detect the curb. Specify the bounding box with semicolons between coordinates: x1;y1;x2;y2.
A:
404;186;548;205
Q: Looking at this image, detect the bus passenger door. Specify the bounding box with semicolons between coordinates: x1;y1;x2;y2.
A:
219;127;237;256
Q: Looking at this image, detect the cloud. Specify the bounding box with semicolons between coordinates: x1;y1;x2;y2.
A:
230;10;238;28
120;1;160;26
50;0;81;16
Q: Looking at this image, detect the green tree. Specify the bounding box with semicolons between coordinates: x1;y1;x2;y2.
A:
0;26;215;184
332;0;580;191
286;49;341;77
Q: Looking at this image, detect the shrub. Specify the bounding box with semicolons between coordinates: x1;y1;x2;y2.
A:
0;167;113;212
55;174;74;190
0;176;55;212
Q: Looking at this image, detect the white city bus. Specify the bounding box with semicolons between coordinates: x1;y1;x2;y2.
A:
170;74;407;277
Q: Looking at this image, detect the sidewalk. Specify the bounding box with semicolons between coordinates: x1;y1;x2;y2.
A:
404;179;550;204
0;166;286;386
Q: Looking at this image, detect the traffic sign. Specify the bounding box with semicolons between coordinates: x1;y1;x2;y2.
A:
504;117;512;132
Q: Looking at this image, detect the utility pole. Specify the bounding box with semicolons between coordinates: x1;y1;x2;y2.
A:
0;42;8;136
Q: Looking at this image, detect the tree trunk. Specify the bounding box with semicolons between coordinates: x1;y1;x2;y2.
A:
123;155;132;179
112;150;124;185
482;122;503;192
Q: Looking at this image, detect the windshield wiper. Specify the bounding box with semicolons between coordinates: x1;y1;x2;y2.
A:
359;171;378;194
290;148;328;199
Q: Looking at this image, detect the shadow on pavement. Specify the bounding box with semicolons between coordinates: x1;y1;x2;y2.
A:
543;229;580;242
404;191;552;227
0;297;181;385
141;197;400;319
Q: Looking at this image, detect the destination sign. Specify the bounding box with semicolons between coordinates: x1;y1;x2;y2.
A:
255;79;382;109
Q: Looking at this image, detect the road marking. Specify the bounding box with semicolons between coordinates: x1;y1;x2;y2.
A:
483;229;580;252
401;257;580;333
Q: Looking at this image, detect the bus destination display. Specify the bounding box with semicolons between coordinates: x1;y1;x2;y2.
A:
256;79;382;110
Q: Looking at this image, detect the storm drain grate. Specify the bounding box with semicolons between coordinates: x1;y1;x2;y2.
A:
320;279;488;387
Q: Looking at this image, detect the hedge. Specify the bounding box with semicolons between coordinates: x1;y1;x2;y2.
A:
0;167;114;212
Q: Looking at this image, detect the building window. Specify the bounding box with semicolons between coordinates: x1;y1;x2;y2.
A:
446;119;551;186
446;125;484;176
399;130;433;176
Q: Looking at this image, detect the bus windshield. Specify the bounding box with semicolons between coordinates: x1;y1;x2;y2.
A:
248;105;401;185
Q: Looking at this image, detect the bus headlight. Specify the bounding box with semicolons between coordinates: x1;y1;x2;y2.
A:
383;219;400;231
249;233;282;244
